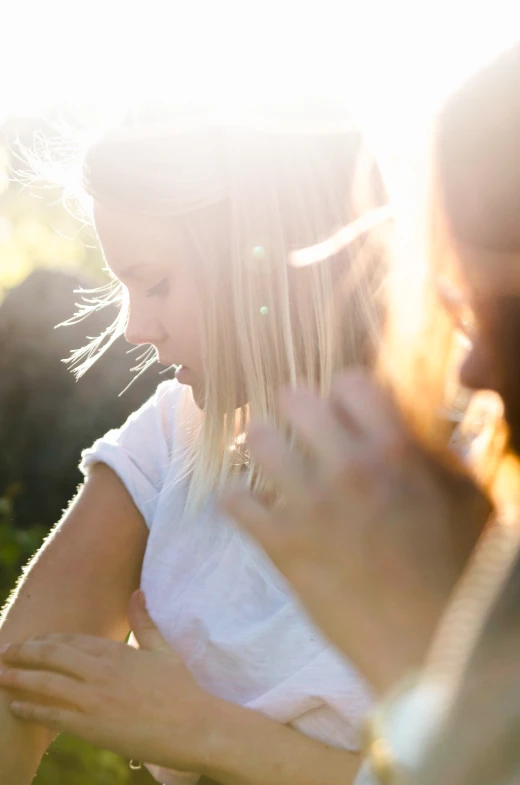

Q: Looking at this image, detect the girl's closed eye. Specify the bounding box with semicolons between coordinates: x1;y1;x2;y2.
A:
146;277;170;298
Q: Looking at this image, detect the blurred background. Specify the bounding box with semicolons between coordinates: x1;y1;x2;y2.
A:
0;1;518;782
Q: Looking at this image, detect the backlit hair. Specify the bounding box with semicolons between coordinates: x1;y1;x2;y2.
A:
74;109;389;507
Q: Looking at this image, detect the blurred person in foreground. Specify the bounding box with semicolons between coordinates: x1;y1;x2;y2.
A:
224;43;520;784
0;110;389;785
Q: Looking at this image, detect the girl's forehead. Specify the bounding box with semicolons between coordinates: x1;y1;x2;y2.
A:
455;241;520;298
93;200;174;238
93;201;182;271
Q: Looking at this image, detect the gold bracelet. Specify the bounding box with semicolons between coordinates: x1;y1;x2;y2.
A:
361;674;423;785
363;710;402;784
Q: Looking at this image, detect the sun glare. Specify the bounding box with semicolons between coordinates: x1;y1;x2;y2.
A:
0;0;517;299
1;0;517;129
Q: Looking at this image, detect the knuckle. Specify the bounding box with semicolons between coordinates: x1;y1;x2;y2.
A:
40;671;54;693
329;453;384;494
3;642;22;659
88;688;110;715
89;639;109;658
45;706;62;727
15;642;27;657
96;657;117;684
4;668;20;686
39;642;59;664
333;368;369;398
103;692;120;713
59;633;75;645
14;703;35;720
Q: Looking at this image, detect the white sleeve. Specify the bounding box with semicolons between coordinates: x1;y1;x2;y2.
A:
79;380;183;529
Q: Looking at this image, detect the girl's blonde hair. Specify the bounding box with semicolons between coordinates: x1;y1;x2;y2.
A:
72;109;388;507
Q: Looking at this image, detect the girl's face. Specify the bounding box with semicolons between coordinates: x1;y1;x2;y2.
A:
448;246;520;453
460;290;520;453
93;201;206;407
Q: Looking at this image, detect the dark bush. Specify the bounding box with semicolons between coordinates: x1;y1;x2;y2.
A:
0;267;162;784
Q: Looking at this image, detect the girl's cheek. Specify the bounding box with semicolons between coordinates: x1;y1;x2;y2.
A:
459;337;498;392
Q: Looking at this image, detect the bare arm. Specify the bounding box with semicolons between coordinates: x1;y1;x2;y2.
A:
0;462;148;784
0;541;361;785
202;701;361;785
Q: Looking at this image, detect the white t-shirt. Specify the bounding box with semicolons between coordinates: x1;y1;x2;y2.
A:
80;380;372;784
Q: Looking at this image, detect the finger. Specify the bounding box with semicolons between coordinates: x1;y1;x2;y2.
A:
0;640;98;682
128;591;170;654
10;700;90;736
0;667;91;711
222;488;274;541
247;424;309;504
331;370;405;446
280;388;358;473
222;488;293;571
25;633;116;658
10;701;121;757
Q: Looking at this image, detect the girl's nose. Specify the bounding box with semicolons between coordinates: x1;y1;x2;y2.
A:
124;308;166;347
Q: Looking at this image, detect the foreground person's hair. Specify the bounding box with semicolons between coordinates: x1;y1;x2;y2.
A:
383;44;520;501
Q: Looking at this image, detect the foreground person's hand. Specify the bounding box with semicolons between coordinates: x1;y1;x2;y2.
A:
0;590;218;773
0;591;366;785
223;370;491;694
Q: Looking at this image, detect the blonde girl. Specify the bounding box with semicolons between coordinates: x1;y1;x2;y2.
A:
0;110;387;785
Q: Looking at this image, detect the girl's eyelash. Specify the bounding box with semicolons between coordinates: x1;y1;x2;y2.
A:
145;277;170;297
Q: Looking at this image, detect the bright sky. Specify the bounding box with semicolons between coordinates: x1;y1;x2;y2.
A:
0;0;517;299
2;0;517;130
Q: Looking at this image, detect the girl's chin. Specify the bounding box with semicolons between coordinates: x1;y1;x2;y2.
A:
175;368;205;409
175;365;192;384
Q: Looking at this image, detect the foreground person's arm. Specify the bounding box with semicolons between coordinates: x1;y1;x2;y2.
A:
1;591;361;785
201;703;361;785
0;463;148;784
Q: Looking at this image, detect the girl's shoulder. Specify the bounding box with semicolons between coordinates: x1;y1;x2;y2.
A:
124;379;196;452
80;380;196;528
128;378;185;422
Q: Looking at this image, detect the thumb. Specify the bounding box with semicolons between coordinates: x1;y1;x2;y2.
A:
129;590;170;653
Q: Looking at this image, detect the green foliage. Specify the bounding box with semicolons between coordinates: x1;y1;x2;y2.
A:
0;116;156;785
35;736;132;785
38;737;156;785
0;493;46;591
